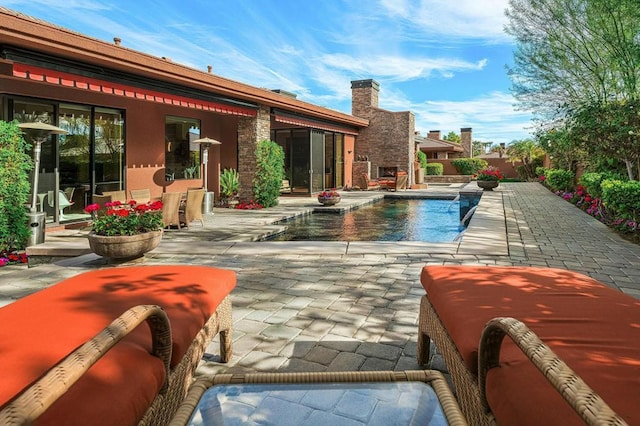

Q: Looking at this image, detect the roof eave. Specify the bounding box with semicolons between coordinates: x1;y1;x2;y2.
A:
0;8;368;128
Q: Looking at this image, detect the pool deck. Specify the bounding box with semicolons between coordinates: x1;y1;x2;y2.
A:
1;182;639;380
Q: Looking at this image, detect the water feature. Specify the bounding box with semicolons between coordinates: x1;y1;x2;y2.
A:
268;198;472;242
460;205;477;227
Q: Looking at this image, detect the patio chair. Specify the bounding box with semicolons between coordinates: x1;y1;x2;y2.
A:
162;192;182;230
362;173;381;190
102;190;127;203
48;190;74;220
129;189;151;204
179;188;205;229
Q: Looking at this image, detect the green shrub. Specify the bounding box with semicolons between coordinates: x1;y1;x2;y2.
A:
416;150;428;169
579;172;605;198
545;169;574;192
220;168;239;200
0;121;32;252
601;179;640;222
426;163;443;175
253;140;284;208
450;158;487;175
535;166;548;178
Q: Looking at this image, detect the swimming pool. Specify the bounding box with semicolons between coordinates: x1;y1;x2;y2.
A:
269;198;467;242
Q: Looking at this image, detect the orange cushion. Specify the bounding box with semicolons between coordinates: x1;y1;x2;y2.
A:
421;265;640;425
0;265;236;425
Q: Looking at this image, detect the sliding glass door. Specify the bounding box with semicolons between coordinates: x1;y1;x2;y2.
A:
310;130;324;193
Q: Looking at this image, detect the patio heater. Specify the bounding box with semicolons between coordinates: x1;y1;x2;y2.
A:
192;137;221;214
18;122;68;246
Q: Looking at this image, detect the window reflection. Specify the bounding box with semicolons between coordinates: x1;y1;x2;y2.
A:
165;116;201;181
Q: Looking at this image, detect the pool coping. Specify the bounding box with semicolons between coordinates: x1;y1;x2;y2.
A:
30;186;509;265
154;188;508;257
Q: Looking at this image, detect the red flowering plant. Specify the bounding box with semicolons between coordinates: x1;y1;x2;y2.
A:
476;166;504;181
84;200;164;236
235;200;263;210
0;251;28;267
318;189;340;199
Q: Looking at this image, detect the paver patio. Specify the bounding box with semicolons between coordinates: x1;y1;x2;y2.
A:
1;182;639;381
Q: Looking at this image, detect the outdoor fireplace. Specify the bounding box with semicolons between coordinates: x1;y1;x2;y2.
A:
379;166;398;178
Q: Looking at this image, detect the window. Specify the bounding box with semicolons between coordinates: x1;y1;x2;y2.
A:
165;116;201;181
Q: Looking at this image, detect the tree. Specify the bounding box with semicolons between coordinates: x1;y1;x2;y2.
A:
506;139;546;180
506;0;640;180
505;0;640;125
442;131;461;143
567;100;640;180
536;128;581;172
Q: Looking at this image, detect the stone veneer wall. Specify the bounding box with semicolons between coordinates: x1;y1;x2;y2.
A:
363;108;415;180
351;79;415;183
352;161;372;189
460;127;472;158
237;105;271;201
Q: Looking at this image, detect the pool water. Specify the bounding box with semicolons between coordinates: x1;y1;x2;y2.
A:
270;199;465;242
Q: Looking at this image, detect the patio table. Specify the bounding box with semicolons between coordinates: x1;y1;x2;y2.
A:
170;370;467;425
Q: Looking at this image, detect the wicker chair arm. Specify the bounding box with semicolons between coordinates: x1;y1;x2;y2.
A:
0;304;172;425
478;317;626;426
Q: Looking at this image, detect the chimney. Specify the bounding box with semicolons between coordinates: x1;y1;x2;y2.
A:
460;127;472;157
207;65;212;73
113;37;121;46
428;130;441;140
351;79;380;118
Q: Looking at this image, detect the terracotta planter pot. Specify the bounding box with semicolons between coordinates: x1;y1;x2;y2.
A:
318;196;341;206
477;180;499;191
88;229;163;259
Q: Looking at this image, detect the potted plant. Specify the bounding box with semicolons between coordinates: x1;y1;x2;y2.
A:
475;166;504;191
220;168;239;207
317;189;341;206
84;200;164;259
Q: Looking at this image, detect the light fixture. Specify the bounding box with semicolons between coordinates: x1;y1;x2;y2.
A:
192;137;221;192
18;122;68;214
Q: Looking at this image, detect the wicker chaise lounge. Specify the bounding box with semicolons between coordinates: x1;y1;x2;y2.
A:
0;265;235;426
417;265;638;425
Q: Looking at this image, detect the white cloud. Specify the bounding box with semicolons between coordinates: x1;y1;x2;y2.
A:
381;90;533;143
378;0;512;43
320;53;487;82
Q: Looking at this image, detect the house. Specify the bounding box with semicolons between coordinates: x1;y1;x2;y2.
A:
0;7;419;226
416;129;471;160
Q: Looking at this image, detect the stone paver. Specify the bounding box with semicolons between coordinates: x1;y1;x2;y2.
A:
2;182;640;388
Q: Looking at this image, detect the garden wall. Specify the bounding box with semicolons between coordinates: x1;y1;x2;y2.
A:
427;158;521;179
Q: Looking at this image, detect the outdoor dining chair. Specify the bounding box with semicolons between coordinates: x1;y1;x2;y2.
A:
179;188;205;229
161;192;182;230
130;189;151;204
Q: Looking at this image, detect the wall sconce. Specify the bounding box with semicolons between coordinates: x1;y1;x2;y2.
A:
347;150;352;154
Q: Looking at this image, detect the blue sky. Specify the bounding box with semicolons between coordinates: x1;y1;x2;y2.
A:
3;0;533;144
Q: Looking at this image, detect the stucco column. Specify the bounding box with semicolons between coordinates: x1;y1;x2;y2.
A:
237;105;271;201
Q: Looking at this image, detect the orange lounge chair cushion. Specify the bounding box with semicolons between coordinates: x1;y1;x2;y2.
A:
421;265;640;425
0;265;236;425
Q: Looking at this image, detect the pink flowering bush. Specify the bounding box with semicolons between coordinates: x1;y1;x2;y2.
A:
555;185;638;243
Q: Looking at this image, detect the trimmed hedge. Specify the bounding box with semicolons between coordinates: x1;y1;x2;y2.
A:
450;158;487;175
601;179;640;222
545;169;574;192
426;163;443;175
